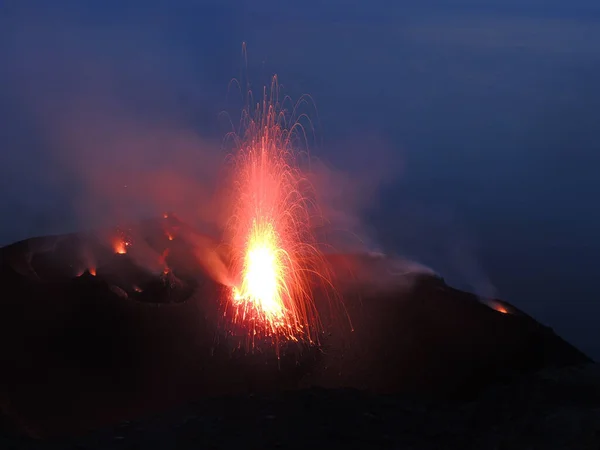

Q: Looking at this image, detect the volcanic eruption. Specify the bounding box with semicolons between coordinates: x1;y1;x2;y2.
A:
220;76;334;351
0;70;592;440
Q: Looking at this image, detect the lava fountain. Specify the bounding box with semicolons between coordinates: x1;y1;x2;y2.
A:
222;76;332;349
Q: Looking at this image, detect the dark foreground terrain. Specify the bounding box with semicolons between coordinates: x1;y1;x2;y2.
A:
2;364;599;449
0;215;595;447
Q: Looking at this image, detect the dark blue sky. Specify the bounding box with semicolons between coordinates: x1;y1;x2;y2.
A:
1;1;599;358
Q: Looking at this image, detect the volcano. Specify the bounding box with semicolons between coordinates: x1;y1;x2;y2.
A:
0;215;590;439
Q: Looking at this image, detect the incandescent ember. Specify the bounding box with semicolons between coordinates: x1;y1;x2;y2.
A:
221;76;335;351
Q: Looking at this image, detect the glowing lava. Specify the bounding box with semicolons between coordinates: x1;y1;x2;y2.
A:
224;75;327;345
112;231;131;255
488;300;510;314
114;241;127;255
232;220;286;324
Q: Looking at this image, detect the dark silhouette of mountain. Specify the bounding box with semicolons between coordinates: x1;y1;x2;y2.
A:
0;216;590;439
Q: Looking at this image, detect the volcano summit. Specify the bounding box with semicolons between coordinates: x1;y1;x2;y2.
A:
0;215;590;439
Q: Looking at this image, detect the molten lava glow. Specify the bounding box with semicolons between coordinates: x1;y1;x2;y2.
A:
114;241;127;254
232;221;286;323
112;232;132;254
488;300;509;314
89;267;96;276
224;75;328;344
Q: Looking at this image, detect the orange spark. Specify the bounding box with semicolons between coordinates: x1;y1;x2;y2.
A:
223;75;330;346
114;241;127;254
89;267;97;276
488;300;509;314
112;230;131;255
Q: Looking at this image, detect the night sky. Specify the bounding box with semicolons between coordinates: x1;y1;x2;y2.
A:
1;1;599;358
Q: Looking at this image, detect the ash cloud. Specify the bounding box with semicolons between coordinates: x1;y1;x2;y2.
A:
304;133;443;293
306;132;403;254
0;9;492;296
0;15;227;244
305;131;496;297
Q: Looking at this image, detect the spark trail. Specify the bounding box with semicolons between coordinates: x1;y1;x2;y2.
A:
222;75;331;351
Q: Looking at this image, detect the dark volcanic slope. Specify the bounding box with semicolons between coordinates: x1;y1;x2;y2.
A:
0;217;590;438
4;365;600;450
